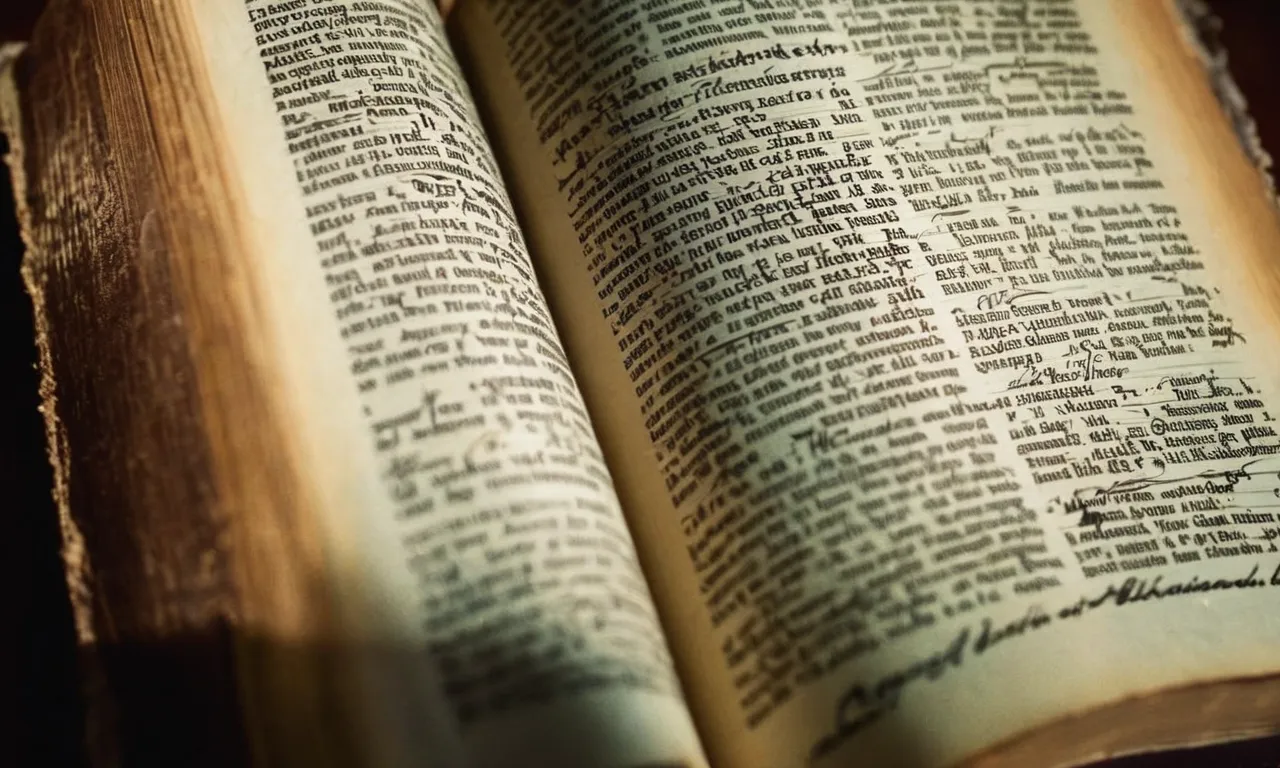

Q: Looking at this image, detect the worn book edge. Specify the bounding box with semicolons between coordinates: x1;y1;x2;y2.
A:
0;42;96;646
1;39;119;767
1174;0;1278;202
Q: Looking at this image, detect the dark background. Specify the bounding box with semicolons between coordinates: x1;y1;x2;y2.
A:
1;2;1278;766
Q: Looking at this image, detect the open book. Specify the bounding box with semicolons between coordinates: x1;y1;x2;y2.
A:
4;0;1280;766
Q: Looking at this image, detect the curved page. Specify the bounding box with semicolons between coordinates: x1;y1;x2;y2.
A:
182;1;706;766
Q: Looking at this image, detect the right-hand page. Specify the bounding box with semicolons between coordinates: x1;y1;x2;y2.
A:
452;1;1280;766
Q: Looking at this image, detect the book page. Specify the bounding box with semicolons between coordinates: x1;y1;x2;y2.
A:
179;1;705;766
451;1;1280;766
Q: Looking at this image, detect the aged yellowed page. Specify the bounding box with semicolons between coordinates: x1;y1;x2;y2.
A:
178;0;706;766
451;1;1280;766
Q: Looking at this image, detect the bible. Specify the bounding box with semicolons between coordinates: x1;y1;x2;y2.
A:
4;0;1280;766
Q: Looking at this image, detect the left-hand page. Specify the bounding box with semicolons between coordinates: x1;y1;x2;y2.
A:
187;0;708;766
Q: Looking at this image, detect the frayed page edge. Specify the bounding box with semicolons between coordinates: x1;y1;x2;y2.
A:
1174;0;1278;205
0;42;99;648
